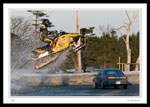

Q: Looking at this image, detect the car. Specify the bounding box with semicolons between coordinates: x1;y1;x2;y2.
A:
92;69;128;89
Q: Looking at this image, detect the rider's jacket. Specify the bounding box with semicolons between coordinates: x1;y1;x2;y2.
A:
40;24;53;43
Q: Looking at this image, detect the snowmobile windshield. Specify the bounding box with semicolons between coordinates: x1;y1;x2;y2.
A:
59;30;68;35
47;23;54;27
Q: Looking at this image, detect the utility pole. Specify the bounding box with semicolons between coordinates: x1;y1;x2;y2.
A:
28;10;49;73
76;10;82;73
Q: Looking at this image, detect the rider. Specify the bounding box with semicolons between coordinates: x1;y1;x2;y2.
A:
40;19;55;50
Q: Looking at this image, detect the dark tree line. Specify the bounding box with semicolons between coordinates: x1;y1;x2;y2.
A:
61;31;139;71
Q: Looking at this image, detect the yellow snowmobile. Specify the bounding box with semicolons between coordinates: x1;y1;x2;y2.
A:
31;30;87;69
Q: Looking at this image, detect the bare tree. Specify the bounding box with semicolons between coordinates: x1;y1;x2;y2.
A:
11;16;34;39
112;10;139;71
19;19;33;38
11;16;24;34
96;24;113;36
135;55;139;71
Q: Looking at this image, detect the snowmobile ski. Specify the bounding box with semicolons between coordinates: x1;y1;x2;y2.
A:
30;51;54;61
35;53;61;69
71;44;86;53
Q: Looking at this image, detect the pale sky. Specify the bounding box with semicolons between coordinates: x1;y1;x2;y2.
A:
10;8;140;37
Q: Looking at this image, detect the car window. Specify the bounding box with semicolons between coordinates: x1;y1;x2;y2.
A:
104;70;123;75
98;71;102;76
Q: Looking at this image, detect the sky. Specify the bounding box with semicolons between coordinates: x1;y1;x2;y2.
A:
10;8;140;37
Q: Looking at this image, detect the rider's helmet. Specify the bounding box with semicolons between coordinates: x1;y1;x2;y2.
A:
42;19;53;27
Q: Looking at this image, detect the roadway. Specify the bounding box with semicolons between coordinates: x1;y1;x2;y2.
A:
16;84;139;96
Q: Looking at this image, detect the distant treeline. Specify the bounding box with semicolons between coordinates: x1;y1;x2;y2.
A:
62;32;139;71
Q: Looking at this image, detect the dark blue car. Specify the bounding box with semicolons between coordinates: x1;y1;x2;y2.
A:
93;69;128;89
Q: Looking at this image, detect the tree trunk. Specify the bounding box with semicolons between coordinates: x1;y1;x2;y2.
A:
103;61;106;69
135;55;139;71
125;30;131;71
126;47;131;71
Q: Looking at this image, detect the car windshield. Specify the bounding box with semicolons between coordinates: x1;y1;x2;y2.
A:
105;70;123;75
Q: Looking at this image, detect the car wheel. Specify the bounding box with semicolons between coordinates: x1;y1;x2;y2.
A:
123;84;127;89
100;81;105;89
93;81;98;89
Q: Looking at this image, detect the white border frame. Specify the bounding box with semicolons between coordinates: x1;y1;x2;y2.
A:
3;3;147;104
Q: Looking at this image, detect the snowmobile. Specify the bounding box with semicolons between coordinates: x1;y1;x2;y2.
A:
31;30;87;69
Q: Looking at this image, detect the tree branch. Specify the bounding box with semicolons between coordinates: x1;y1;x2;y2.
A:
123;21;128;26
126;10;131;22
111;25;127;32
130;11;139;25
119;30;126;43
